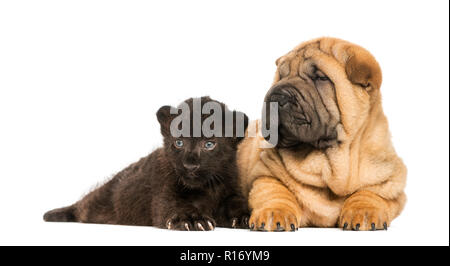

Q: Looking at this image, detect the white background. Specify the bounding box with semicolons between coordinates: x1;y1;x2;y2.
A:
0;0;448;246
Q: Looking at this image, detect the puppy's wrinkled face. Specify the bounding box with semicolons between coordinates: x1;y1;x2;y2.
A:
264;58;341;149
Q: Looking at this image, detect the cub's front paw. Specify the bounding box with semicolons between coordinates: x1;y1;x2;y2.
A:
230;214;250;229
339;191;390;231
249;208;299;232
165;213;216;231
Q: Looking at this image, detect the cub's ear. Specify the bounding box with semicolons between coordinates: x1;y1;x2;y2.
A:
345;48;382;91
233;111;249;142
156;105;176;137
156;105;172;125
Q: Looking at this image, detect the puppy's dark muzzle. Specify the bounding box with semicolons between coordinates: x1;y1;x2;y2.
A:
265;85;296;107
265;84;308;122
263;83;313;148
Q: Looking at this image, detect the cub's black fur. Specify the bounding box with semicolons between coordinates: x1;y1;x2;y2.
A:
44;97;250;230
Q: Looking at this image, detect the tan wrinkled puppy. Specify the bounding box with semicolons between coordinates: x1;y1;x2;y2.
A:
238;37;406;231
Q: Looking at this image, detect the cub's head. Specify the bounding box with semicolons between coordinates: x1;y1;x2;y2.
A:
157;96;248;188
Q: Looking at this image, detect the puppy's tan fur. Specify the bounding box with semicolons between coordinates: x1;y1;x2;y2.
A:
238;37;406;231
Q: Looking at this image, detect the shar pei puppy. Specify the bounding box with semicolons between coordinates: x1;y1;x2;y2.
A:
238;37;406;231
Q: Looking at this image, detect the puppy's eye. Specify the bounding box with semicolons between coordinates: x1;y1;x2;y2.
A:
314;75;329;82
174;140;184;148
204;141;216;150
313;69;329;82
317;76;329;81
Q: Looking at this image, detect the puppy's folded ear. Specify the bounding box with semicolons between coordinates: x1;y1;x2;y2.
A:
156;105;176;137
345;48;382;91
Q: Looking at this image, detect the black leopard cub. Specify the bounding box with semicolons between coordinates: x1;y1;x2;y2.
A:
44;96;250;230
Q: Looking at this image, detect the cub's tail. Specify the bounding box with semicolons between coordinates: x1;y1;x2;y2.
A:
43;205;78;222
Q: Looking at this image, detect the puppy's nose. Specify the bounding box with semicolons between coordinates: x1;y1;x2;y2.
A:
270;93;290;107
183;163;200;172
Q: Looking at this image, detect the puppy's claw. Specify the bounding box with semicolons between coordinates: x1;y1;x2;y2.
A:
383;222;388;230
355;224;360;231
343;222;348;230
184;223;190;231
371;223;376;231
259;222;265;231
276;222;284;231
290;224;295;232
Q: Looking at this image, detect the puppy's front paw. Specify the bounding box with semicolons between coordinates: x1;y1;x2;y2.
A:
249;208;299;232
166;213;216;231
339;191;390;231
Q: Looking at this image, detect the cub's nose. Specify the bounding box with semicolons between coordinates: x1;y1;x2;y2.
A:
183;163;200;172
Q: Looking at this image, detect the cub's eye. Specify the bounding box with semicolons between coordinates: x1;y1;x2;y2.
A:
174;139;184;148
204;141;216;150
